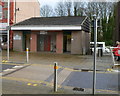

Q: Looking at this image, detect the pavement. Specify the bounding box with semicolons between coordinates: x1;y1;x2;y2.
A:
1;50;120;94
2;50;119;70
1;63;120;94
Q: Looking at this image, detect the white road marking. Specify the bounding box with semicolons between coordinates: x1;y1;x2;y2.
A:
13;66;23;68
0;73;2;76
112;70;120;72
114;64;120;66
3;69;15;72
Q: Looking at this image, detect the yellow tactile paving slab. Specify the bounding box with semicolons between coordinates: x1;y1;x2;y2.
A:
27;83;38;86
106;68;113;71
27;83;32;86
33;84;38;86
2;60;8;63
1;76;60;88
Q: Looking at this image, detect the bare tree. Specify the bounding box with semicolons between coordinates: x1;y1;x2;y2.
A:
73;1;86;16
40;5;53;17
64;1;72;16
54;2;67;16
85;2;115;19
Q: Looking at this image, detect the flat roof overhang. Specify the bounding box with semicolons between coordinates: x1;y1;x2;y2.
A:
11;25;82;31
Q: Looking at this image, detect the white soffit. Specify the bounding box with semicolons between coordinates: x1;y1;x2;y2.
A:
11;26;82;30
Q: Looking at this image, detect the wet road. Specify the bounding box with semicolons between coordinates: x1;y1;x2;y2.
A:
62;71;119;91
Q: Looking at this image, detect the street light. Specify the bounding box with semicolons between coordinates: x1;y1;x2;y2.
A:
7;0;10;60
78;7;98;95
92;14;97;95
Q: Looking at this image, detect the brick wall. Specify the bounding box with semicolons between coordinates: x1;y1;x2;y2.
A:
71;31;83;54
56;32;63;54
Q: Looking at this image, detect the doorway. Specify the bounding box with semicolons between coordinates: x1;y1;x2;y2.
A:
63;32;71;52
37;35;51;51
23;31;31;51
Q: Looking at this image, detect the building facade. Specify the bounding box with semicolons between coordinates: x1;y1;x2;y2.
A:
11;16;91;54
114;1;120;44
0;0;40;49
0;1;2;41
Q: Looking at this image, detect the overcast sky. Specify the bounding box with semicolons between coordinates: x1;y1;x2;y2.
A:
38;0;118;8
38;0;61;8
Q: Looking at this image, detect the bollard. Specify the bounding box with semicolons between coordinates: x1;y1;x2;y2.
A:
26;48;29;63
97;48;103;57
54;62;58;92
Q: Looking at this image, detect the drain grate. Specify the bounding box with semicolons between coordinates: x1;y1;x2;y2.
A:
81;69;90;72
73;68;80;70
73;87;85;91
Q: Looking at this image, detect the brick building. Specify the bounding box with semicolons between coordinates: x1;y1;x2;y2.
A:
114;1;120;44
0;0;40;49
11;16;91;54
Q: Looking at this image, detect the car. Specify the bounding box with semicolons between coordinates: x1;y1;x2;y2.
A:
105;47;110;53
90;42;110;53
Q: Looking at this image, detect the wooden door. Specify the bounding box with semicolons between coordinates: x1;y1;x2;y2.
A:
44;35;51;51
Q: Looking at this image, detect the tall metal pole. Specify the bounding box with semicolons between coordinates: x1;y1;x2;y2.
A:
93;16;97;95
54;62;58;92
7;0;10;61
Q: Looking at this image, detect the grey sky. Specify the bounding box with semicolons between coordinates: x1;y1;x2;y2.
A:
38;0;119;7
38;0;61;8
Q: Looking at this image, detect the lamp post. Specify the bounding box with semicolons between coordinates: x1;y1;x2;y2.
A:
7;0;10;61
92;15;97;95
78;7;98;95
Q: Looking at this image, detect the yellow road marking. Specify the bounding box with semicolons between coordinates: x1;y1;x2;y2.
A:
106;68;113;71
27;83;32;86
2;60;8;63
1;63;30;66
63;85;119;93
31;64;54;67
1;76;60;87
1;62;118;74
89;71;117;74
2;60;5;63
29;64;118;74
0;76;119;93
4;61;8;63
33;84;38;86
96;89;119;93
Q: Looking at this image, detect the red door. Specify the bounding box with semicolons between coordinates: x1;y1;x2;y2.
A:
44;35;51;51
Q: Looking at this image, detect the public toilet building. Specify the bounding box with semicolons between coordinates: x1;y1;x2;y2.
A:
11;16;91;54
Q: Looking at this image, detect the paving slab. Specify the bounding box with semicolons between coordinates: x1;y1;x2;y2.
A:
6;65;54;81
51;69;72;85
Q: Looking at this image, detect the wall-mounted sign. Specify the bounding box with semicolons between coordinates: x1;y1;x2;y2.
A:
0;23;8;30
40;31;47;35
13;35;21;40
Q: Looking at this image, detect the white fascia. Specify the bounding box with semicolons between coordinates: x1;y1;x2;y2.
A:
11;26;82;30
